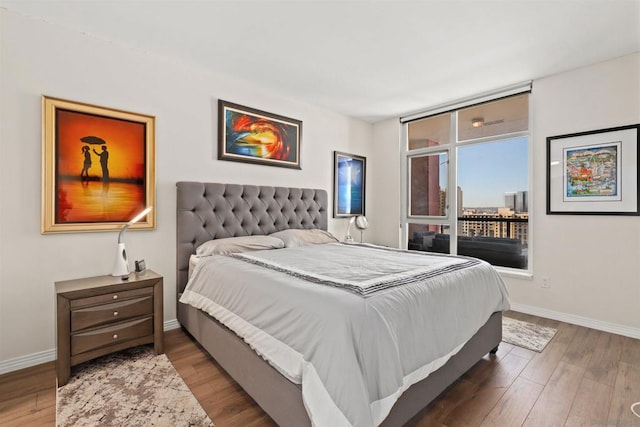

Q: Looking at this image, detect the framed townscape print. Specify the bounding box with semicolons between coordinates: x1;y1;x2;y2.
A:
547;124;639;215
42;96;156;233
218;100;302;169
333;151;366;217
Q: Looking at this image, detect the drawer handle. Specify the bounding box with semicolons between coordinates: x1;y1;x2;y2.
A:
113;311;119;317
113;334;119;340
112;295;118;300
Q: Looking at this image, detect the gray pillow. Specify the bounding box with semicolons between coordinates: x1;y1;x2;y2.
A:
269;229;338;248
196;235;284;256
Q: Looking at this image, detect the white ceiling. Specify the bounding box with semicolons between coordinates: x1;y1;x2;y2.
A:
2;0;639;122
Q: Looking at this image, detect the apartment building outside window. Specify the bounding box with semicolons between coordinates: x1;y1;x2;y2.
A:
402;87;531;272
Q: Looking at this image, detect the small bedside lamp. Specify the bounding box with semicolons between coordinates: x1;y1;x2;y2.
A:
344;216;356;243
354;215;369;243
112;206;152;279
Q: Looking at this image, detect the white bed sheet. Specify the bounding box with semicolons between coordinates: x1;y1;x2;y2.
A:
180;243;510;427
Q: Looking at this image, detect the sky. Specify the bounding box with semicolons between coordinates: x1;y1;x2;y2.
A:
456;136;528;207
57;109;146;180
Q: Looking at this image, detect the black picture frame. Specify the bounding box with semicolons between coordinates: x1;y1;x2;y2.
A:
218;100;302;169
333;151;366;218
546;124;639;215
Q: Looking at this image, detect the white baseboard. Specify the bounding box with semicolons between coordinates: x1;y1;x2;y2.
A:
2;310;637;375
0;348;56;375
510;303;640;339
164;318;181;330
0;319;181;375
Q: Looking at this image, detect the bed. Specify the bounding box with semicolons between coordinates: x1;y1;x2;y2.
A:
176;181;509;427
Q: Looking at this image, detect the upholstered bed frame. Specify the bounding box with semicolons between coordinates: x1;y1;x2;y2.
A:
176;181;501;426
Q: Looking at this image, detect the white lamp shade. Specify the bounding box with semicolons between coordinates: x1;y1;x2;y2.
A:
355;216;369;230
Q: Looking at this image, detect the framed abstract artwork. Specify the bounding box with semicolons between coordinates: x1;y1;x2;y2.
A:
547;124;639;215
218;100;302;169
333;151;366;217
42;96;156;233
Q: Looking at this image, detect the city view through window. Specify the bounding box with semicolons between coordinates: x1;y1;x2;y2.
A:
405;92;530;270
456;136;529;269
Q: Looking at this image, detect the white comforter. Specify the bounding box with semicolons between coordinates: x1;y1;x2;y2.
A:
180;243;510;427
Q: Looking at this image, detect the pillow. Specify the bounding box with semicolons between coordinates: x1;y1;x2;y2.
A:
196;235;284;256
269;229;338;248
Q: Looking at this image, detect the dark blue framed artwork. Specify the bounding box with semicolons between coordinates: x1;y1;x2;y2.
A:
334;151;366;217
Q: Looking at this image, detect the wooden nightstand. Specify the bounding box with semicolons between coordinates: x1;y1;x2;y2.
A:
55;270;163;386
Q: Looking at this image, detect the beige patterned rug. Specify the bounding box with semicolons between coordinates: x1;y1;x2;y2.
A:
56;346;213;426
502;316;558;352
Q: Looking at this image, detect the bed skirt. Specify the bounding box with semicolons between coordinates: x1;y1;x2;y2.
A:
177;301;502;427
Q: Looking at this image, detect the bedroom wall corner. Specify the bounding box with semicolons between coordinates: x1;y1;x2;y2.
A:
370;118;402;248
504;52;640;336
369;53;640;336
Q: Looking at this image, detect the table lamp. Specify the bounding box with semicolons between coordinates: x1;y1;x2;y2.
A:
112;206;152;279
344;216;356;243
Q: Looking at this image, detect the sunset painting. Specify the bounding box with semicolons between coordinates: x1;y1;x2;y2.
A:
42;97;155;233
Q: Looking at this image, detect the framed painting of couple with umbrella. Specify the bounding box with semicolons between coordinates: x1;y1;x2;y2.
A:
42;96;156;233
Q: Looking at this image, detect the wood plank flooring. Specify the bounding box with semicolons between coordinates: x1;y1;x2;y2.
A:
1;311;639;426
0;361;56;426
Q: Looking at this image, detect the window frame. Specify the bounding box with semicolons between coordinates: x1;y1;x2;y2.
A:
407;149;450;218
401;92;533;276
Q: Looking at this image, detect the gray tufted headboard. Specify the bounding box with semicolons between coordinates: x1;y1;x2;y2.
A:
176;182;328;294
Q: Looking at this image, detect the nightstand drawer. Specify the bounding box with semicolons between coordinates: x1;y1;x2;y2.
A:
71;317;153;355
70;287;153;309
71;296;153;332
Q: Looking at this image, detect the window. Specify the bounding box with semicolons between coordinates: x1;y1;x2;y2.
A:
401;90;530;271
408;152;448;217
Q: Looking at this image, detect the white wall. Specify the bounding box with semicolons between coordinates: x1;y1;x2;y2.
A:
511;53;640;334
370;53;640;336
369;118;401;248
0;9;372;368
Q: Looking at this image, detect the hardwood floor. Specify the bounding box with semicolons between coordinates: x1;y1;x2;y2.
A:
1;311;639;426
0;361;56;426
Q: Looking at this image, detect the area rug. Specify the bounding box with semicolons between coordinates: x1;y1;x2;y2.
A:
56;346;213;426
502;316;557;352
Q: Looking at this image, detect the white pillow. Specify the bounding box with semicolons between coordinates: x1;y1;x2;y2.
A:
196;235;284;256
269;229;338;248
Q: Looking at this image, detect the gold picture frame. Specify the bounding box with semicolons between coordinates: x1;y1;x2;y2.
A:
42;96;156;233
